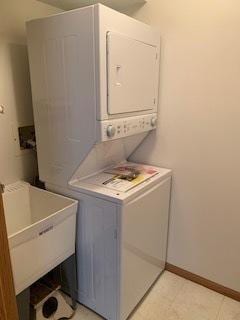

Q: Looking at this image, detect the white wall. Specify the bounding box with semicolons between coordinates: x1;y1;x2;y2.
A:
0;0;61;185
128;0;240;292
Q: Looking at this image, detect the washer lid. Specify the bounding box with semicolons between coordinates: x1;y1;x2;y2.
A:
83;162;160;192
69;162;172;204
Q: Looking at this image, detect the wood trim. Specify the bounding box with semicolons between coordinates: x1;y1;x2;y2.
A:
166;263;240;302
0;192;19;320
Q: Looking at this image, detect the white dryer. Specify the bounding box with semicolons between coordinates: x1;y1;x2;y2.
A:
26;4;161;187
26;4;171;320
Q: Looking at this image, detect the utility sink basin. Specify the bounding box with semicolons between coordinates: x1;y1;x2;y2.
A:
3;181;78;295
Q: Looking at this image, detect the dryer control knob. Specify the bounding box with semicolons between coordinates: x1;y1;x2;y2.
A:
106;125;116;138
151;117;157;127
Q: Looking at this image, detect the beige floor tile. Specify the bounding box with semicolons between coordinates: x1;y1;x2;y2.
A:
217;297;240;320
151;271;186;301
86;311;103;320
72;304;102;320
130;310;146;320
136;295;172;320
165;281;224;320
132;271;186;320
69;272;240;320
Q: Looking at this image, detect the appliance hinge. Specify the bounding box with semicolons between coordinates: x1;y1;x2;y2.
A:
114;229;118;239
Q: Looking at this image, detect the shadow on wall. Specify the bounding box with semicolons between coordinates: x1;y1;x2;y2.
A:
8;43;33;126
123;3;146;16
0;41;37;184
129;129;160;165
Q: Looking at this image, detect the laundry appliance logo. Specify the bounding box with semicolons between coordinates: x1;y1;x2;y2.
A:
39;225;53;236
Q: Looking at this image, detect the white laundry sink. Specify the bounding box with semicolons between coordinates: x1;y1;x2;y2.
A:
2;181;78;295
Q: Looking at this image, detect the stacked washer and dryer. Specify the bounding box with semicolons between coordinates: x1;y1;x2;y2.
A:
26;4;172;320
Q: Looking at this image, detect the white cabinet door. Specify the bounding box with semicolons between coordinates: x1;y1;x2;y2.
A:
107;32;158;115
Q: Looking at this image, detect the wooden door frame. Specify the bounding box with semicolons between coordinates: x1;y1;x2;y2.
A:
0;192;19;320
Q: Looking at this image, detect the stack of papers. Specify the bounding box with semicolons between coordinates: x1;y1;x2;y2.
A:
101;163;159;192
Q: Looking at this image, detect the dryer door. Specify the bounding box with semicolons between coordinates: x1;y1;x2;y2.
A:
107;32;158;116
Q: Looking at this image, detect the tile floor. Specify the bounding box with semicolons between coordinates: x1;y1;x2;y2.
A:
72;271;240;320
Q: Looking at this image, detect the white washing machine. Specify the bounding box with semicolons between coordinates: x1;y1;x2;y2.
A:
47;162;171;320
26;4;172;320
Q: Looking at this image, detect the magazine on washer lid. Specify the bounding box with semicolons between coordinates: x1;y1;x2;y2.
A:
101;163;159;192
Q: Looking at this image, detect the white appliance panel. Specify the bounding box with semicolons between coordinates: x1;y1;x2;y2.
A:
98;114;157;142
49;172;171;320
107;32;157;115
71;135;148;181
26;6;97;187
76;194;118;320
120;177;171;319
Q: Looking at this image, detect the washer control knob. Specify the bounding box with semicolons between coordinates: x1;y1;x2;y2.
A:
151;117;157;127
106;125;116;138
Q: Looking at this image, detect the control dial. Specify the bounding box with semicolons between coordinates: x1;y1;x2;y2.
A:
106;125;116;138
151;117;157;127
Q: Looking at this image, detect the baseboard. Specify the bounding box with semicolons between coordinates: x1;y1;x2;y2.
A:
165;263;240;302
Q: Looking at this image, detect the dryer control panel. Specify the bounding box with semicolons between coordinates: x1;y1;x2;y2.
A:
98;114;157;142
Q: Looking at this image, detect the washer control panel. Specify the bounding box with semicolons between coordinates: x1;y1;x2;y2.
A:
98;114;157;142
